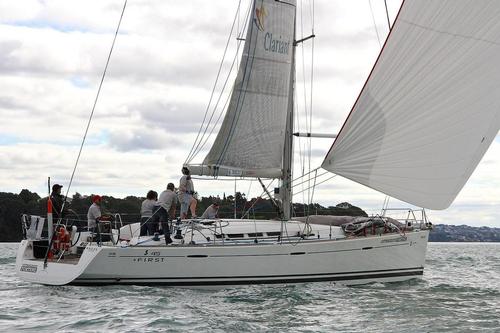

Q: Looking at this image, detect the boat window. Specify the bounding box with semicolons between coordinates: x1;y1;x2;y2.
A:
227;233;245;238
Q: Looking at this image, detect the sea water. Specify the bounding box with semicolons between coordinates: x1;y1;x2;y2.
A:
0;242;499;332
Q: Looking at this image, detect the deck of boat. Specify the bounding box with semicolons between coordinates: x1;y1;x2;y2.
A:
32;254;81;265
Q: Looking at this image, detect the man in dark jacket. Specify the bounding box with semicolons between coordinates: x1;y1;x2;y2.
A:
50;184;65;219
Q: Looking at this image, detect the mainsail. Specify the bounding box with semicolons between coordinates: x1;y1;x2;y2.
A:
322;0;500;210
188;0;296;178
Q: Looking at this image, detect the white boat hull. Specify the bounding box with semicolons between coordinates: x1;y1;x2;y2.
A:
16;229;429;287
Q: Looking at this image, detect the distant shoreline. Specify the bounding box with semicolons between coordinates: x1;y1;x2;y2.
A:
429;224;500;242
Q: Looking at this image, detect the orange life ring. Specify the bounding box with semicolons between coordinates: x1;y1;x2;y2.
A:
53;226;70;252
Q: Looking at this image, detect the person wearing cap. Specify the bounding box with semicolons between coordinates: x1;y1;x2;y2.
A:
50;184;65;219
178;166;197;219
200;202;219;219
87;195;103;231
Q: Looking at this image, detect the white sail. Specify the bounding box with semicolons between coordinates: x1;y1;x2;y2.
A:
189;0;296;178
322;0;500;210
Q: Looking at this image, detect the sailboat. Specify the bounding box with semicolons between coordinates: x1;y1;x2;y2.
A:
16;0;500;286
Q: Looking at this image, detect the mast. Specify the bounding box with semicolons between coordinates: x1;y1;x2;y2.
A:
281;9;296;221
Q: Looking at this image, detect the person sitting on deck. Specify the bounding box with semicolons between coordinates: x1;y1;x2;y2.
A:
201;202;219;219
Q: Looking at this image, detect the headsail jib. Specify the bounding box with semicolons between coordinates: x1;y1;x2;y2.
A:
321;0;500;210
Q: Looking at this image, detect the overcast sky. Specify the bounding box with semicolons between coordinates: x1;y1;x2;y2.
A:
0;0;498;227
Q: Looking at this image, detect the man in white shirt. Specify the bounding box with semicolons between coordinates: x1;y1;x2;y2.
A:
87;195;112;243
158;183;178;218
156;183;178;244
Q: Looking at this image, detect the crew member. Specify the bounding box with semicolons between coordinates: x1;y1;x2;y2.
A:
156;183;178;244
87;195;103;232
178;166;197;219
50;184;66;219
201;202;219;219
140;190;158;236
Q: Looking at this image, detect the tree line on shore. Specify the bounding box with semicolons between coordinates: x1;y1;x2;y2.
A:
2;189;499;242
0;189;368;242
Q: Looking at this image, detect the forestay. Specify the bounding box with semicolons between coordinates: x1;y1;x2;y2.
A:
189;0;296;178
322;0;500;209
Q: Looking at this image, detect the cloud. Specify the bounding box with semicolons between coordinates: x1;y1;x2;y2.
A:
107;127;182;152
131;100;207;134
